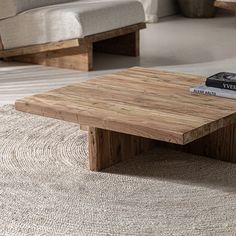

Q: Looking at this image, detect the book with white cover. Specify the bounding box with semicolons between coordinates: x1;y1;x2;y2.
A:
190;84;236;100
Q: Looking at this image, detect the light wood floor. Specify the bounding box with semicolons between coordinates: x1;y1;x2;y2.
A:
1;14;236;106
0;63;90;106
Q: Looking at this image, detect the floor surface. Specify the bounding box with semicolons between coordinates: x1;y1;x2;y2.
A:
1;14;236;106
0;14;236;235
0;105;235;235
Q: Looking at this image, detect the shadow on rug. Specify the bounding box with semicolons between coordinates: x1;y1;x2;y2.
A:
0;105;235;235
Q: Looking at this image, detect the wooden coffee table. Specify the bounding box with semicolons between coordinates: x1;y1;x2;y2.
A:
15;67;236;171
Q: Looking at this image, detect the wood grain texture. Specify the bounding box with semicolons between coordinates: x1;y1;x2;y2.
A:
15;67;236;145
69;122;236;171
89;127;156;171
11;44;93;71
0;24;145;58
184;123;236;163
0;39;80;58
0;23;145;71
84;23;145;43
155;123;236;163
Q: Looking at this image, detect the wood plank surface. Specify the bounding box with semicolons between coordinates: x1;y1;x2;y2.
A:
0;23;145;59
90;122;236;171
84;23;146;43
156;123;236;163
0;39;80;58
184;123;236;163
89;127;156;171
15;67;236;145
10;44;93;71
1;23;145;71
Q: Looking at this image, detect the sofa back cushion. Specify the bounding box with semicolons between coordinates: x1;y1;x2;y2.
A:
0;0;75;20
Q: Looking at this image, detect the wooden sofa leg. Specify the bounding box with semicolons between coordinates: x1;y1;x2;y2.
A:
93;31;140;57
8;43;93;71
0;36;4;51
233;10;236;29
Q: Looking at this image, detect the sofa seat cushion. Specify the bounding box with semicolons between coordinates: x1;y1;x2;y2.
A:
0;0;76;20
0;0;145;50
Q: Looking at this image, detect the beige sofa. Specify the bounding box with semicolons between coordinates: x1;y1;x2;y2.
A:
0;0;146;71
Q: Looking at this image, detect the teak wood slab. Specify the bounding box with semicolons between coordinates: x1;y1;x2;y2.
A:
0;23;145;71
15;67;236;171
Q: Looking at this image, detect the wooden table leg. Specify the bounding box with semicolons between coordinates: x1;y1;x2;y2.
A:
88;123;236;171
88;127;156;171
155;123;236;164
184;123;236;163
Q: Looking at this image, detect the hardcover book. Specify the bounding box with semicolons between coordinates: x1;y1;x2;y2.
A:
206;72;236;91
190;84;236;100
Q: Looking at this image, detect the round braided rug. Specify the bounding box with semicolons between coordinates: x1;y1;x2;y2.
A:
0;105;235;235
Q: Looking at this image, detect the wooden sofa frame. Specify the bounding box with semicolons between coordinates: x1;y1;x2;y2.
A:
214;1;236;28
215;0;236;11
0;23;146;71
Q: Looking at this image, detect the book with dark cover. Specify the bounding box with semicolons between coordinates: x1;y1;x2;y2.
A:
206;72;236;91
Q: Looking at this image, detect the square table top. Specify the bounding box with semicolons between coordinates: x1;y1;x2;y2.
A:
15;67;236;145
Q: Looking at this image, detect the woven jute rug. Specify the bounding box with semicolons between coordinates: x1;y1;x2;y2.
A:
0;105;235;235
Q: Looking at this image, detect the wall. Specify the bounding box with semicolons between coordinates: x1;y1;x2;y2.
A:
158;0;178;18
140;0;158;23
140;0;177;23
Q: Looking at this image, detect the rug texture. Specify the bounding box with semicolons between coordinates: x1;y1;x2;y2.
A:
0;105;235;236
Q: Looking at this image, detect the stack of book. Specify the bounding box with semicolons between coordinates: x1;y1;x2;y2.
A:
190;72;236;99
